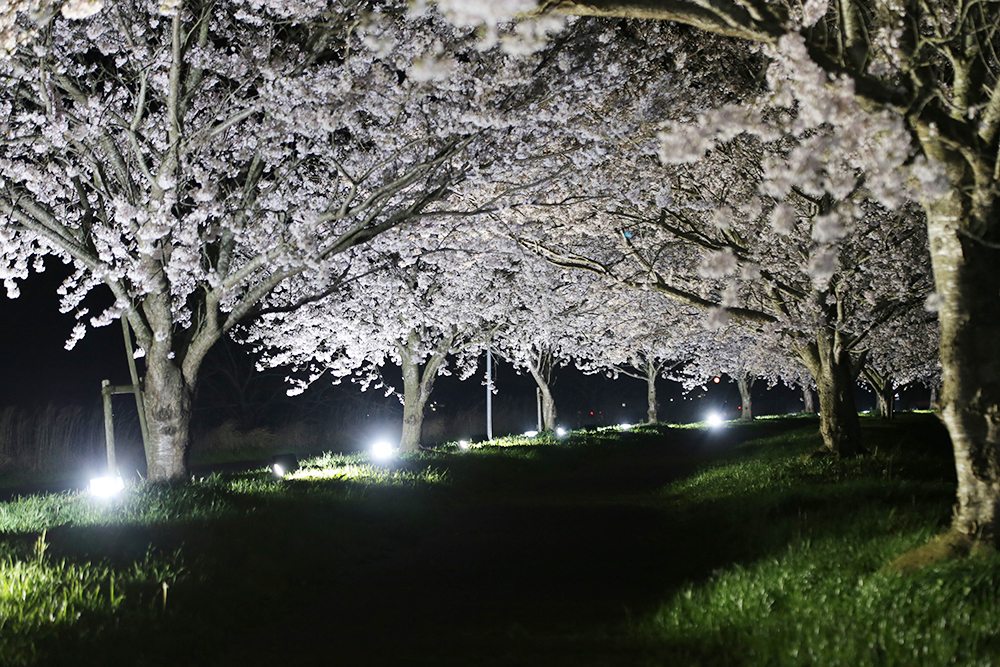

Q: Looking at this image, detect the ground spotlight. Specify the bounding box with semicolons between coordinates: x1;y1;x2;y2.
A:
618;423;632;431
458;439;471;450
371;440;395;460
272;454;299;478
705;412;724;428
523;430;539;437
555;427;568;437
89;476;124;497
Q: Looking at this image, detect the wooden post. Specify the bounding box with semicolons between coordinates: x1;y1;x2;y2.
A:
101;380;116;474
121;317;151;461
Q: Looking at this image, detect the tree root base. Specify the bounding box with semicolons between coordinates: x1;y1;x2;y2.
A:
888;530;994;574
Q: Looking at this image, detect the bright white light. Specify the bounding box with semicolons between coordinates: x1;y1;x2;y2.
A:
371;440;394;460
705;412;724;428
90;476;124;497
272;463;285;478
523;430;539;437
619;423;632;431
555;427;568;437
458;439;471;450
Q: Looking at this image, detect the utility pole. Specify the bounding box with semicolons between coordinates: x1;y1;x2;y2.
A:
486;344;494;441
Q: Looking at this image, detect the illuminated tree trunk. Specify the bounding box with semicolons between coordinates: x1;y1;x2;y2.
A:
798;327;862;456
526;349;557;432
142;348;193;483
646;370;658;424
921;145;1000;546
863;366;895;420
803;385;816;414
736;372;754;421
398;332;451;454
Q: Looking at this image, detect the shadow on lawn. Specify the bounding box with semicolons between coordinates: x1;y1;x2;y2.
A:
26;414;956;666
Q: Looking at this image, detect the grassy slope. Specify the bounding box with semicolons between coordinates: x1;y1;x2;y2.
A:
0;413;996;666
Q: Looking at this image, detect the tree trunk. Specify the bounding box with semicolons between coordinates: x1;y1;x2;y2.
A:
803;385;816;414
863;366;895;420
798;327;862;456
736;373;754;421
929;385;938;410
397;333;450;454
922;163;1000;545
646;364;658;424
875;387;894;420
143;347;193;483
875;379;895;420
526;365;557;431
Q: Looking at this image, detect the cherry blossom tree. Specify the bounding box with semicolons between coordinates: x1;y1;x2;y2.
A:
860;308;940;420
674;326;804;422
520;129;932;456
248;232;520;453
0;0;572;481
532;0;1000;555
437;7;921;454
491;255;601;432
570;290;694;424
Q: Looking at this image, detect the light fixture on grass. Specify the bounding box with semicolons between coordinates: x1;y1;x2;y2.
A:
523;430;539;437
458;440;471;450
619;423;632;431
371;440;395;460
272;454;299;478
705;412;724;428
555;427;568;437
90;476;124;497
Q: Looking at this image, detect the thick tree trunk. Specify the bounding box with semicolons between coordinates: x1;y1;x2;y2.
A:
875;380;895;420
922;169;1000;545
646;372;658;424
863;367;895;420
798;328;862;456
875;388;894;420
803;385;816;414
143;348;194;483
397;334;449;454
527;364;557;431
399;390;427;454
736;373;754;421
540;383;557;431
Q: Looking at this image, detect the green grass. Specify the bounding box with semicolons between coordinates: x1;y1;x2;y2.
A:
0;413;993;666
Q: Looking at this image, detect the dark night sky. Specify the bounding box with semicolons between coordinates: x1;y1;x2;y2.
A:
0;264;129;408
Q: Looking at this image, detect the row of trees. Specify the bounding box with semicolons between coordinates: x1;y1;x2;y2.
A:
0;0;989;555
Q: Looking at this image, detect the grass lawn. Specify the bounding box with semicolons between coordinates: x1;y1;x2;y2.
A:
0;413;996;666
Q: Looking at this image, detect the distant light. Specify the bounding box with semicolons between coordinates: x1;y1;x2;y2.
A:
90;476;124;497
619;423;632;431
713;377;721;384
272;454;299;478
737;406;742;410
556;427;568;437
523;430;539;437
372;440;395;460
705;412;724;428
458;439;471;450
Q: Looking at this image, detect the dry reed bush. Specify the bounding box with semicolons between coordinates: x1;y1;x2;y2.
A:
191;420;323;455
0;404;107;473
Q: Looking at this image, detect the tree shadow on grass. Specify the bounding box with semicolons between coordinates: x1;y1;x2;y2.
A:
22;414;957;666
